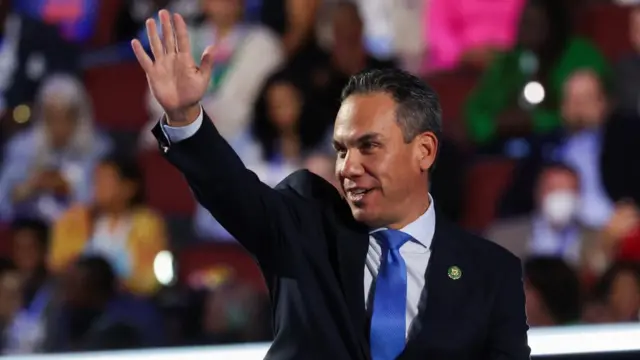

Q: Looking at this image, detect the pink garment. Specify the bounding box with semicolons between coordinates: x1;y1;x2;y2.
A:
425;0;525;72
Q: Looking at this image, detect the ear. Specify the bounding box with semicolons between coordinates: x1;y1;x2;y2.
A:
415;132;438;172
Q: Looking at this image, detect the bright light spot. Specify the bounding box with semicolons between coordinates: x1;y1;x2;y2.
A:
154;251;175;286
13;104;31;124
523;81;545;105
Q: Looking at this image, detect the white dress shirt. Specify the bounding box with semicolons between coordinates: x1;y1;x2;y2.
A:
366;196;435;338
162;108;437;338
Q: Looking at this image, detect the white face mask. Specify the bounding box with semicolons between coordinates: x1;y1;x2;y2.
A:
542;190;579;226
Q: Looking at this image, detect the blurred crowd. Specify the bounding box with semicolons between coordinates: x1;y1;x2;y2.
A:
0;0;639;354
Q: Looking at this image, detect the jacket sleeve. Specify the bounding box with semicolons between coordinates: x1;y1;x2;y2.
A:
152;109;312;264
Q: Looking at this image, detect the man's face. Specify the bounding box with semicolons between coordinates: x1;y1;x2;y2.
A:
333;93;435;228
561;71;607;131
43;98;78;148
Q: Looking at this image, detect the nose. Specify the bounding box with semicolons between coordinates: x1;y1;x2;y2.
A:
338;150;365;179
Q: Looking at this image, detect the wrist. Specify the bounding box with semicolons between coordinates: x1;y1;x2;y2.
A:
166;104;201;126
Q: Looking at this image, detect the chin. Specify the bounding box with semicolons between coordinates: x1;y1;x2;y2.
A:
350;207;382;228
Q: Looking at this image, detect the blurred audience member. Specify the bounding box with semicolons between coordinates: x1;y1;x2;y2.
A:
44;256;164;352
0;1;79;126
252;72;325;180
142;0;284;149
352;0;394;60
0;74;111;223
488;163;598;268
561;68;634;238
497;69;626;219
194;71;320;240
260;0;320;62
48;156;167;296
592;262;640;323
392;0;426;73
426;0;525;72
0;261;20;352
2;219;53;354
310;2;396;126
14;0;99;43
524;256;582;326
614;7;640;116
557;70;614;228
464;0;609;146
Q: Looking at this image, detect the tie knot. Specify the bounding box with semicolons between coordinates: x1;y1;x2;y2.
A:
373;229;412;250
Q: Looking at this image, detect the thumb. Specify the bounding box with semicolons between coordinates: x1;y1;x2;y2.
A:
199;45;216;79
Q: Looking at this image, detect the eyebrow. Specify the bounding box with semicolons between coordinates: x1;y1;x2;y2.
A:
333;132;383;148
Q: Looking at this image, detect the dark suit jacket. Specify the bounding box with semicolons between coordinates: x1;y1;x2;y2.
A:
152;112;530;360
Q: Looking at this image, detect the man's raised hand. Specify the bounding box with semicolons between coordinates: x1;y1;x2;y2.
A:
131;10;214;125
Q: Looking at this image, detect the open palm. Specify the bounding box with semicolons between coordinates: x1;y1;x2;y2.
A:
131;10;214;123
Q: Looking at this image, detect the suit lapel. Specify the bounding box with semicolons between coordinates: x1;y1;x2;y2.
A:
399;217;470;358
336;219;370;359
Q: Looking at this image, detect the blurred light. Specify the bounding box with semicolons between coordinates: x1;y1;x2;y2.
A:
523;81;545;105
153;251;175;286
13;104;31;124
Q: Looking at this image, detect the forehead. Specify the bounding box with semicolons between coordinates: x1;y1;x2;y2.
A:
333;93;399;141
541;168;578;187
564;72;601;96
268;81;297;96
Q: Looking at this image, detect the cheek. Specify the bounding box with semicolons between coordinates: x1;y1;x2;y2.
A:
95;179;116;201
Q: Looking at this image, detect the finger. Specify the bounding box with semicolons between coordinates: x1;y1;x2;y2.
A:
199;45;215;78
159;9;176;53
146;18;164;60
173;13;191;54
131;39;154;72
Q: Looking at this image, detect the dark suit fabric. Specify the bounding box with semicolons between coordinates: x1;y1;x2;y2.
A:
152;113;530;360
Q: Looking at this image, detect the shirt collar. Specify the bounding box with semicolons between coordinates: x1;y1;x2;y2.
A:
369;194;436;249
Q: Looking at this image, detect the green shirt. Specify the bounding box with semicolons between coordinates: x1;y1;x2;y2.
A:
464;37;610;144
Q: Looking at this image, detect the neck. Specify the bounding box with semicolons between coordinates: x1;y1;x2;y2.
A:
386;192;431;230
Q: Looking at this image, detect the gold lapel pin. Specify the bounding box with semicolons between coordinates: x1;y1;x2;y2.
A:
448;266;462;280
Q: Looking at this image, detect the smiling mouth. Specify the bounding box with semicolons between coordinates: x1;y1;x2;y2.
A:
346;188;373;203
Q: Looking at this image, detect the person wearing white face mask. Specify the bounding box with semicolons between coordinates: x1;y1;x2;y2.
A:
541;188;579;228
487;163;599;268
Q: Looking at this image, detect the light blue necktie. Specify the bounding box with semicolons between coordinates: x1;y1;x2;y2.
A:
370;229;412;360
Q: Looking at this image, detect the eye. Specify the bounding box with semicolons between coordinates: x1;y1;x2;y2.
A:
335;147;347;158
360;142;379;154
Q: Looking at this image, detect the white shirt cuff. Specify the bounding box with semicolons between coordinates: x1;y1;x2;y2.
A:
161;106;204;144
